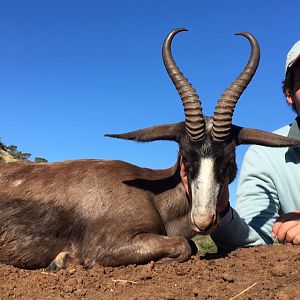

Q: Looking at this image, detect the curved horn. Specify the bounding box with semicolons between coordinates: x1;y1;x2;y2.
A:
162;28;205;142
212;32;260;142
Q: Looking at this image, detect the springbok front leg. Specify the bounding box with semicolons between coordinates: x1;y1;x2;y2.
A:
83;233;197;267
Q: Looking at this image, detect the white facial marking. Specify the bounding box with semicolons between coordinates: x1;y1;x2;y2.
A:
191;157;220;229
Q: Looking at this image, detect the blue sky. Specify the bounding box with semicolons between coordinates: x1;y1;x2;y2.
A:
0;1;299;206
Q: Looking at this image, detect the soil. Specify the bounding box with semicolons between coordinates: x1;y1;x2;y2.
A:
0;244;299;300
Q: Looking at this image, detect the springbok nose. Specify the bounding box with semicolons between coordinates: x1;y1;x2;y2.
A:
192;213;216;232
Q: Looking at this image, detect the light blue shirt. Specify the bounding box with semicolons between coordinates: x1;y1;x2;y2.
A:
211;119;300;249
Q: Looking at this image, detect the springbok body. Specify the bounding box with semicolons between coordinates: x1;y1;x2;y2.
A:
1;29;300;269
0;159;195;268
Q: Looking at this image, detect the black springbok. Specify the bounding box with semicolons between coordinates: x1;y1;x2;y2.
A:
0;28;299;269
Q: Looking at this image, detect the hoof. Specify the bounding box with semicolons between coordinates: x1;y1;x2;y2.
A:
45;261;59;272
45;251;71;272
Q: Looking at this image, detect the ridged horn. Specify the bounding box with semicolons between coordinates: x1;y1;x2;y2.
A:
212;32;260;142
162;28;205;142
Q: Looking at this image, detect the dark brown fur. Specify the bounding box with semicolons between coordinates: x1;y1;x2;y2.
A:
0;159;197;269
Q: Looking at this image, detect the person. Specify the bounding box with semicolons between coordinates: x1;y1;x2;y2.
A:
211;40;300;249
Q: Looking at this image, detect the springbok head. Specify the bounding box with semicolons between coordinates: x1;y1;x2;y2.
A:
106;29;300;233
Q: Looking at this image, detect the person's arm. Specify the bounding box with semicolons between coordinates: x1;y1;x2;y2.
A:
211;145;280;250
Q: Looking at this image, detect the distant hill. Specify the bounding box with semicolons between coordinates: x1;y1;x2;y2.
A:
0;144;17;162
0;140;47;163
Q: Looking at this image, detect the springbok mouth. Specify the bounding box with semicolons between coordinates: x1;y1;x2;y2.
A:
191;224;214;235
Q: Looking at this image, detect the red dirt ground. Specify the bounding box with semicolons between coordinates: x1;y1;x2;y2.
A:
0;244;299;299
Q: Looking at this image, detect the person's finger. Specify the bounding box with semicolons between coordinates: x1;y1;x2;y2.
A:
272;212;300;237
275;220;298;242
285;223;300;243
272;221;282;237
292;232;300;245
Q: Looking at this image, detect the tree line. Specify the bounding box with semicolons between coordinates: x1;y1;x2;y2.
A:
0;138;47;162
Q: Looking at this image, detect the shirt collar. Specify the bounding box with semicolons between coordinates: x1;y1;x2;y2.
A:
288;117;300;139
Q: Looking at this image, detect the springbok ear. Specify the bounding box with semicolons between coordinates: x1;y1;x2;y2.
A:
105;122;185;143
232;125;300;147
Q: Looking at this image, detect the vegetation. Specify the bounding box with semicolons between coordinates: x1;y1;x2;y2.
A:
5;144;32;160
0;138;47;163
193;235;218;254
34;157;48;163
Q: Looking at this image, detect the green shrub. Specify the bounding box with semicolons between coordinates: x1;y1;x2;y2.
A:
193;235;218;254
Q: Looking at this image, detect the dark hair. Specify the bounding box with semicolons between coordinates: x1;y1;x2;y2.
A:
282;60;300;112
282;70;293;94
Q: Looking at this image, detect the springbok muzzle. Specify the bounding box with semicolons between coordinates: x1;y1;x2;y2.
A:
191;212;217;233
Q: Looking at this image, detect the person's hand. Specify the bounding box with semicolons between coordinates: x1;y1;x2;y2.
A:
217;176;230;216
272;211;300;244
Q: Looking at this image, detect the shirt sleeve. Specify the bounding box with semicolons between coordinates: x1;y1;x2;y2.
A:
211;145;280;250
